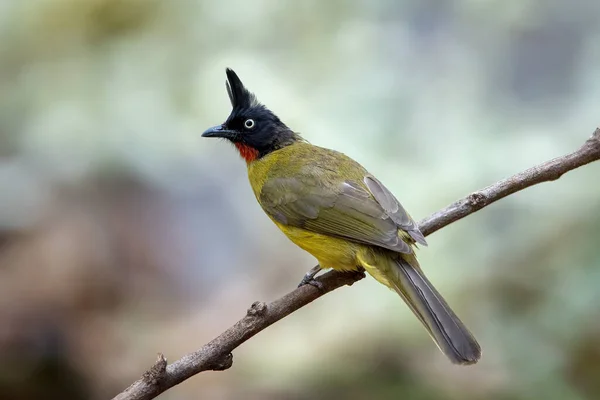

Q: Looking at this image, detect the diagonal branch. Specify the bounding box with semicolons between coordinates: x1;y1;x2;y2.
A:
113;128;600;400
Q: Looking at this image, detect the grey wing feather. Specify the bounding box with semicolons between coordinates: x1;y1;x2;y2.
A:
260;176;412;253
364;175;428;246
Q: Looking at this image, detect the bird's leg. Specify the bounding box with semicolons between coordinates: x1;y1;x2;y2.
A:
298;264;324;290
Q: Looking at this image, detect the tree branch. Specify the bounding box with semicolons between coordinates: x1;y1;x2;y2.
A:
113;128;600;400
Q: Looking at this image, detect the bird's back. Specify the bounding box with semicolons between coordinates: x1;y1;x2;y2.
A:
247;141;370;200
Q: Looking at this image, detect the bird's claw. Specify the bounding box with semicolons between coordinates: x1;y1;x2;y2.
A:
297;264;323;289
298;277;325;291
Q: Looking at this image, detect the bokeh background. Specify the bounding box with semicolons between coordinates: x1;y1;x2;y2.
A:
0;0;599;399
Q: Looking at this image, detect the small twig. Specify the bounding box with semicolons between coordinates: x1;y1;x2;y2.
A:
113;128;600;400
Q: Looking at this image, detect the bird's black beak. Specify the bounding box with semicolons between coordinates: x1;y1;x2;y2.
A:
202;125;237;139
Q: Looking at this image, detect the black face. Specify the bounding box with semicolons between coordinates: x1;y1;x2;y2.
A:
202;68;299;157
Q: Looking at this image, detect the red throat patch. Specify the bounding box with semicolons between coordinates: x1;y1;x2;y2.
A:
234;143;259;163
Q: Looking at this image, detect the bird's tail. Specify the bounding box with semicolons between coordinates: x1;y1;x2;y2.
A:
359;251;481;365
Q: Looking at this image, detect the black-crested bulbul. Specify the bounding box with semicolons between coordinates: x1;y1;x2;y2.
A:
202;69;481;365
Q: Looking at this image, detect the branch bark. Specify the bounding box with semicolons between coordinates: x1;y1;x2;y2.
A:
113;128;600;400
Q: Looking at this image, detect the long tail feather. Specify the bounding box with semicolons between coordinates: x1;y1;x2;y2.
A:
390;257;481;364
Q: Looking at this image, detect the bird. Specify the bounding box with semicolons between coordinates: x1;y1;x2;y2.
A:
202;68;481;365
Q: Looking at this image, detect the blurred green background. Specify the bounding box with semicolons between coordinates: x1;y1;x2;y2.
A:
0;0;599;399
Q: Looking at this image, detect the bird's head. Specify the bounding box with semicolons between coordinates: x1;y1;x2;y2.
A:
202;68;300;163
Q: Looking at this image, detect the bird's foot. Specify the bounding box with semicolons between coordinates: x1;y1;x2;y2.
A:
298;278;324;291
298;264;324;291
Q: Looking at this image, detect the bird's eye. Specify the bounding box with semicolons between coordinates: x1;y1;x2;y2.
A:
244;119;255;129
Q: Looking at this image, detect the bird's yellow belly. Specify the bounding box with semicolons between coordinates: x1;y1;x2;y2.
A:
274;222;361;271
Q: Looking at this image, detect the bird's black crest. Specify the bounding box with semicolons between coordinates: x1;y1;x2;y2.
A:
225;68;258;110
211;68;301;156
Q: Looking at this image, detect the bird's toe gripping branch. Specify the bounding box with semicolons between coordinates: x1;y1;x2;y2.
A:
297;264;325;290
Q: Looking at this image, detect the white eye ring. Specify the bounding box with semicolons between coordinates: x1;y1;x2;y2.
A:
244;119;255;129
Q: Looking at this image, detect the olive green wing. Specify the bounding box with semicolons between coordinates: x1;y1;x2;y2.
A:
259;172;426;254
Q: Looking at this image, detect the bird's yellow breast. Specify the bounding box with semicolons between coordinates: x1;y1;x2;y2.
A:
247;142;365;271
272;220;360;271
